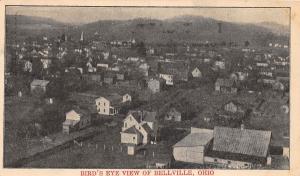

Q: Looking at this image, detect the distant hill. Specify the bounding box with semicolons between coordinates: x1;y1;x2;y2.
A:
77;15;290;46
6;15;70;42
6;15;289;47
256;21;289;36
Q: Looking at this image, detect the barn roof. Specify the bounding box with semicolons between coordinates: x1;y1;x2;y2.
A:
213;126;271;157
173;130;213;147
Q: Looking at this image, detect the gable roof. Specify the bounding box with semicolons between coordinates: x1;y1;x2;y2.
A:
123;126;141;135
213;126;271;158
123;113;141;125
173;130;213;147
96;93;122;105
127;110;157;123
63;119;79;127
140;123;153;135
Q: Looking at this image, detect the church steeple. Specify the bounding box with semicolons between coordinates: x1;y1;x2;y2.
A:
80;31;84;42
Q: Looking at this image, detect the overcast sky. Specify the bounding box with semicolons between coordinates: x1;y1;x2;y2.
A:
6;6;290;26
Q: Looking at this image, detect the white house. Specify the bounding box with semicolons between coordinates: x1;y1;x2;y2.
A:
97;63;109;70
159;74;173;86
214;60;225;70
95;93;131;116
62;108;91;134
191;67;202;78
102;52;110;60
24;60;32;72
122;93;132;103
121;111;158;145
127;57;140;62
41;59;52;69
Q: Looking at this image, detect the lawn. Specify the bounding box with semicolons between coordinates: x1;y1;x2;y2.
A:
23;119;173;168
4;96;37;166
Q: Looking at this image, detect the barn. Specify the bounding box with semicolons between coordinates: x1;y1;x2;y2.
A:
172;128;213;164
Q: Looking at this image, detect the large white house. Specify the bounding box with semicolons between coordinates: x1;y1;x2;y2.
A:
95;93;131;116
191;67;202;78
120;110;158;145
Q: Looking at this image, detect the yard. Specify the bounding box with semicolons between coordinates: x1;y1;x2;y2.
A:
23;119;173;168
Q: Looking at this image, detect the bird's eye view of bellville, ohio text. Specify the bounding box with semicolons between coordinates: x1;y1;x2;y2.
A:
4;6;290;170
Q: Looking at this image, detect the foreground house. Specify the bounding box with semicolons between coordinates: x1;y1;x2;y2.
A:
120;110;158;145
62;108;91;134
95;93;131;116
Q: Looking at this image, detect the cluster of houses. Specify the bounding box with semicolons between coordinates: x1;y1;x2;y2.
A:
6;31;290;169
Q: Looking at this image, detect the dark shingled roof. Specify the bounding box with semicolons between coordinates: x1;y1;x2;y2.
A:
141;123;153;134
123;126;141;135
128;110;157;123
213;126;271;158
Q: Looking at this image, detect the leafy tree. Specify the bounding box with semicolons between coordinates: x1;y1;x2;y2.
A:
244;41;250;47
137;41;146;56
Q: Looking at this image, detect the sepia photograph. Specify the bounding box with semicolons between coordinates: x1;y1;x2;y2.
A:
4;5;291;170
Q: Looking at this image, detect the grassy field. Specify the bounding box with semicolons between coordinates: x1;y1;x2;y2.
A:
4;96;37;166
4;95;66;166
23;119;175;168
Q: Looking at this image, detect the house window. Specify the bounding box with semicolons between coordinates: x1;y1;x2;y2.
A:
124;123;127;128
227;161;231;164
133;137;135;140
214;159;218;162
244;164;248;167
104;102;106;106
104;109;105;113
98;102;100;106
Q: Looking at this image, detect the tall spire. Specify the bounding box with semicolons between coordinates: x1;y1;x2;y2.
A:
80;31;84;42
